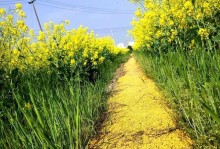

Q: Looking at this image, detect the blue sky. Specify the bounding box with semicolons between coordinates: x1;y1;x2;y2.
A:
1;0;137;45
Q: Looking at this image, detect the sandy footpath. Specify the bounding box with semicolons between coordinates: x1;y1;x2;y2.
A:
89;56;192;149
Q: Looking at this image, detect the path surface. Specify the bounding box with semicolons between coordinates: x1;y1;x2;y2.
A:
89;57;192;149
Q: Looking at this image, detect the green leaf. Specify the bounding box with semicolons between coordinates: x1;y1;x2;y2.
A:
185;17;193;23
212;34;220;42
200;100;220;124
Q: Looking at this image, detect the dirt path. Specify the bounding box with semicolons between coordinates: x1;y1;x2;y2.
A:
89;56;192;149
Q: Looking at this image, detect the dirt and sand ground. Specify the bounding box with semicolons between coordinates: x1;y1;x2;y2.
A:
89;56;192;149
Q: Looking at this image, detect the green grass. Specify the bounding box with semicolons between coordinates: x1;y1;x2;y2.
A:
0;54;129;148
135;49;220;148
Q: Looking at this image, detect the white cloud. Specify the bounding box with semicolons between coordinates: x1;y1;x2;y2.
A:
117;43;125;48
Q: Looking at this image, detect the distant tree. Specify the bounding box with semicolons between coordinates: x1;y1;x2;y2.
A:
127;45;133;53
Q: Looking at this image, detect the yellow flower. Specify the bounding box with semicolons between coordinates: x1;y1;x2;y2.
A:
29;29;35;37
83;61;87;66
65;20;70;25
135;8;142;18
198;28;209;39
189;39;195;49
93;52;98;60
159;18;165;26
99;56;105;63
155;30;162;38
18;10;26;18
15;3;22;10
83;51;88;58
203;2;211;15
13;49;20;55
68;52;74;57
24;102;31;109
183;1;193;11
38;31;45;41
44;23;49;31
17;20;25;28
7;15;13;22
93;61;97;66
70;59;75;66
0;8;6;16
195;11;203;20
169;20;174;26
168;38;172;43
0;5;122;78
171;29;178;39
27;56;34;64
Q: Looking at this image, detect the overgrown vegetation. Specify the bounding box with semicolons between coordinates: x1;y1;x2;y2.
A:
130;0;220;147
0;4;129;148
0;53;129;148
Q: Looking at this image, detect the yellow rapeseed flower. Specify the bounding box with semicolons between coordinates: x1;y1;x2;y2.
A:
198;28;209;39
0;8;6;16
65;20;70;25
99;56;105;63
24;102;31;110
83;61;87;66
17;20;25;28
38;31;45;41
7;15;13;22
70;59;75;66
93;61;97;66
29;29;35;37
18;10;26;18
0;4;125;77
189;39;195;49
15;3;22;10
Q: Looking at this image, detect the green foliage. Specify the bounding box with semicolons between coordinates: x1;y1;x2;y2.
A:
131;0;220;147
135;49;220;147
0;54;129;148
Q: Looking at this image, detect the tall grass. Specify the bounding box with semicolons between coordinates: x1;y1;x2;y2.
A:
0;54;129;148
130;0;220;147
135;48;220;147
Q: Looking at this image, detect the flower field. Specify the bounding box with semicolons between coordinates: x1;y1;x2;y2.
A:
0;4;127;80
1;0;220;148
131;0;220;147
0;4;128;148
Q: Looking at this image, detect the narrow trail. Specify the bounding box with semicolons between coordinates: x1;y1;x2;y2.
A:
89;56;192;149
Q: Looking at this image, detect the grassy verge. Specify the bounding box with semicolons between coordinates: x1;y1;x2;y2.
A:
0;54;129;148
134;49;220;148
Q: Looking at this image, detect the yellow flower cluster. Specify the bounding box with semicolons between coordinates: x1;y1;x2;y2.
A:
131;0;220;50
0;4;128;77
198;28;209;39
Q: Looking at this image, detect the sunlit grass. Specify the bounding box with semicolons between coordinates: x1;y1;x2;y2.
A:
0;54;129;148
135;48;220;147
